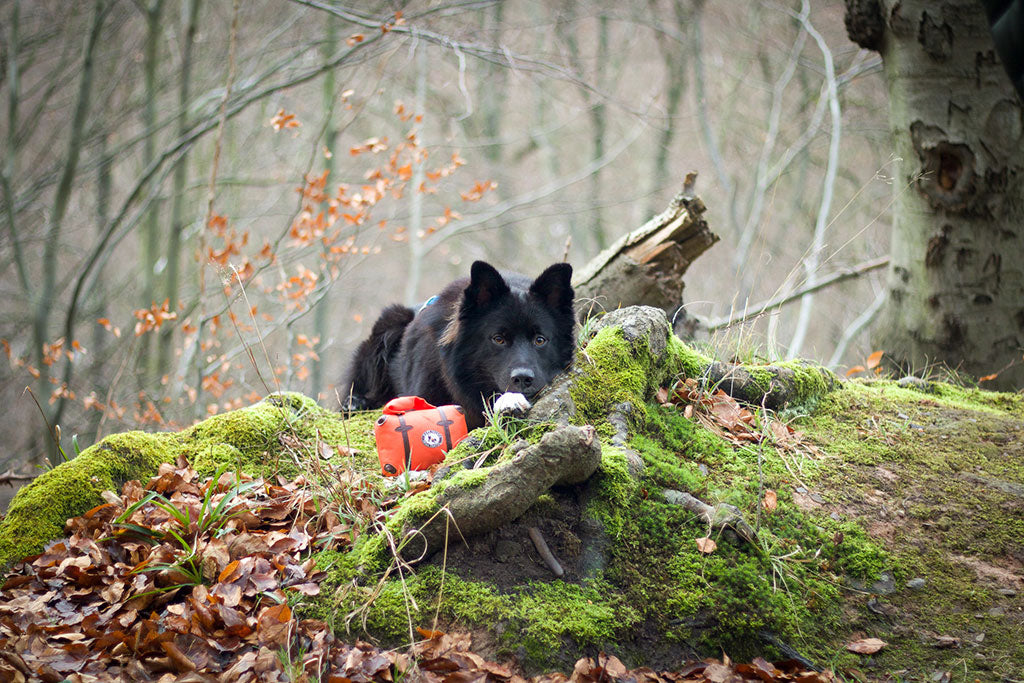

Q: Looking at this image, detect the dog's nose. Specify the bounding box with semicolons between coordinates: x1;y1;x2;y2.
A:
510;368;534;391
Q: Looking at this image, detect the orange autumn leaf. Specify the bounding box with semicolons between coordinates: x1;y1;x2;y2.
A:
270;109;301;131
845;365;866;376
97;317;122;338
866;350;884;369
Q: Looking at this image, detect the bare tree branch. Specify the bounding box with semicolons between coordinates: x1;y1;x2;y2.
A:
707;256;889;332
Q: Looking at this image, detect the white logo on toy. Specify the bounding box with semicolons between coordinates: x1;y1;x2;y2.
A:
421;430;443;448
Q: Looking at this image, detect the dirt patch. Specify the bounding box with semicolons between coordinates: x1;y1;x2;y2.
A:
866;521;898;542
951;555;1024;589
423;488;585;591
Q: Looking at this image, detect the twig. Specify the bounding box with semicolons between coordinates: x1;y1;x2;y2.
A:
21;387;61;452
528;527;564;577
828;287;886;369
707;256;889;331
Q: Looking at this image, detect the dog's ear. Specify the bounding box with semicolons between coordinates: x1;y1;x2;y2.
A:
463;261;510;311
529;262;574;311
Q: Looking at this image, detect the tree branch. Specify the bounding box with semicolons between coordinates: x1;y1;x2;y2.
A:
706;256;890;332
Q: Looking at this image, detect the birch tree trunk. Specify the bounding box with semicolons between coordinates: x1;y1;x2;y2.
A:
846;0;1024;388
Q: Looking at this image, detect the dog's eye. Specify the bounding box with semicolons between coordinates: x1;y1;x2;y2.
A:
534;335;547;347
491;334;506;346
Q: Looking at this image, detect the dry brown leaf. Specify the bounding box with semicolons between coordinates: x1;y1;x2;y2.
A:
845;637;887;654
762;489;777;513
695;537;717;554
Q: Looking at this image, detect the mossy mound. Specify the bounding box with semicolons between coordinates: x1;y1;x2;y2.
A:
796;379;1024;677
0;392;379;566
302;311;1022;679
2;307;1021;680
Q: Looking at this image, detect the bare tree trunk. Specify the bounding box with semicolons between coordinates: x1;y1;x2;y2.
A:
481;1;507;165
1;0;30;296
159;0;201;378
529;3;577;248
140;0;164;314
88;136;113;443
312;10;338;399
404;45;428;306
647;0;690;218
588;13;609;251
561;5;610;252
32;0;106;464
846;0;1024;387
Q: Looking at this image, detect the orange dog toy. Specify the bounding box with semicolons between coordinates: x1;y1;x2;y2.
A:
374;396;469;476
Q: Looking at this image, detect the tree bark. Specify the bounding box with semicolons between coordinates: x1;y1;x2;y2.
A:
846;0;1024;388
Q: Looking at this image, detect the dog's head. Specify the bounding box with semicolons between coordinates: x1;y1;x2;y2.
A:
443;260;575;402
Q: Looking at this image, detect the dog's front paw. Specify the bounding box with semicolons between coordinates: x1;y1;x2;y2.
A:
493;391;532;418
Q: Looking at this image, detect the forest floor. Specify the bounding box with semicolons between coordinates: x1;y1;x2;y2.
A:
0;338;1021;682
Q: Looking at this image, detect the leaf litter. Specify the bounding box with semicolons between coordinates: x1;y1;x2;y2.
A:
1;455;838;681
658;378;823;486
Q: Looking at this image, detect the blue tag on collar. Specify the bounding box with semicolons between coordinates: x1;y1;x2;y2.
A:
418;295;439;313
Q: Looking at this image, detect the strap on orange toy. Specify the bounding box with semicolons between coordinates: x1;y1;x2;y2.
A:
374;397;469;476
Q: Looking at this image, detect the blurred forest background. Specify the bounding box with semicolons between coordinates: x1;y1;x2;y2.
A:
0;0;900;484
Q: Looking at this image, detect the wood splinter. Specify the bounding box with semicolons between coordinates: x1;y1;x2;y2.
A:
528;526;565;577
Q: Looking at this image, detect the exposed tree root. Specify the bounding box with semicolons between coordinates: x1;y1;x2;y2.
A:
406;425;602;560
663;488;759;545
704;360;838;412
528;527;565;577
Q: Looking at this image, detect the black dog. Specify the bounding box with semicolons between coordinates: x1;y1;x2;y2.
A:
342;261;575;429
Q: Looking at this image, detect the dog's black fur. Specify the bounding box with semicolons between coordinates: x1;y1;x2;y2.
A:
342;261;575;429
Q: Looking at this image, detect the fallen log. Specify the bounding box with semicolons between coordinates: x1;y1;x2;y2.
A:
573;173;718;333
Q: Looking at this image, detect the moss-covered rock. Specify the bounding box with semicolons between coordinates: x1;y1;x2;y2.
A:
0;392;379;566
0;431;173;568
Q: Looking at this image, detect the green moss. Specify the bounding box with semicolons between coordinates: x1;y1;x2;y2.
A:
665;334;712;379
447;468;488;490
747;360;835;412
318;560;639;672
0;431;174;565
570;327;653;423
829;521;888;581
584;447;640;538
511;579;639;667
0;392;380;566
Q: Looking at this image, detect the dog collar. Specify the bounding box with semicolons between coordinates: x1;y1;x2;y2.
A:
418;295;439;313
